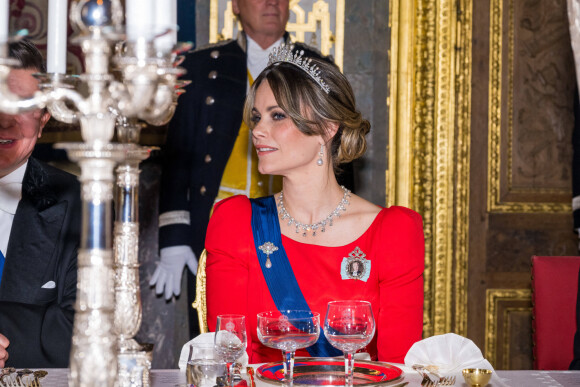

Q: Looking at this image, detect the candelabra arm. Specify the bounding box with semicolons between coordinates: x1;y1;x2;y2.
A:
0;68;87;118
48;99;80;124
112;80;155;118
141;103;176;127
49;86;85;109
138;84;174;124
0;87;46;114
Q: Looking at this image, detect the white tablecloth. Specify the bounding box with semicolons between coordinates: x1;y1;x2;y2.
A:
21;367;580;386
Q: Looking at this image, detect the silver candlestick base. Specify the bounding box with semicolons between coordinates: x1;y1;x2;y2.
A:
56;142;128;387
114;144;153;387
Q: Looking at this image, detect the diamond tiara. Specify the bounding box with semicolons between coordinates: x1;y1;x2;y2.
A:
268;44;331;94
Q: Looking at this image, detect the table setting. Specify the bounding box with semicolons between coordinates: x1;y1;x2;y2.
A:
2;361;580;386
174;301;508;387
4;301;580;386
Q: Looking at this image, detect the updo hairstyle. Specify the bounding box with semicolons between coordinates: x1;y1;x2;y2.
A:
243;57;370;170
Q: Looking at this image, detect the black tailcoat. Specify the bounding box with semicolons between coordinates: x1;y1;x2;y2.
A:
0;157;80;368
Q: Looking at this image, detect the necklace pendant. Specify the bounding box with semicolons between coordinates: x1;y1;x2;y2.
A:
265;257;272;269
278;185;351;237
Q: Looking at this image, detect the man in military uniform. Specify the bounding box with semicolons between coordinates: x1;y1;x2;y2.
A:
150;0;352;337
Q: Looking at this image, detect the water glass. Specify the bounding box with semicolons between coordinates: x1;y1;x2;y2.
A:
324;300;375;387
186;342;225;387
257;310;320;384
214;314;247;387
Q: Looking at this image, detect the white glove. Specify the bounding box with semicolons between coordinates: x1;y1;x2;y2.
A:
150;245;198;300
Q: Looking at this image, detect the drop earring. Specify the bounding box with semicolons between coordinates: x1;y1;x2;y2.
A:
317;145;324;166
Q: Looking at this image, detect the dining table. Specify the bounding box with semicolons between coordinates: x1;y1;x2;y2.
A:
13;366;580;387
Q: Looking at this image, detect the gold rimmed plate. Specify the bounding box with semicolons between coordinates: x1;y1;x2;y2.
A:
256;357;404;386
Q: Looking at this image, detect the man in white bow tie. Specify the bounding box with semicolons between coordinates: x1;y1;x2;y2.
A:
0;39;81;368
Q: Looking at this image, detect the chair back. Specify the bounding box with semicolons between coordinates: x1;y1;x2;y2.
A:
532;255;580;370
192;249;209;333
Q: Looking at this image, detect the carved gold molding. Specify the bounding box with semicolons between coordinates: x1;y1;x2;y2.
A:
389;0;471;338
454;0;473;338
487;0;571;214
209;0;344;70
388;0;414;209
485;289;532;367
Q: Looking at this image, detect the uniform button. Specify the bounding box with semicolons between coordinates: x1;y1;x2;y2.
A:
206;125;213;134
200;186;207;195
210;50;219;59
205;154;212;163
208;70;218;79
205;96;215;105
257;181;264;187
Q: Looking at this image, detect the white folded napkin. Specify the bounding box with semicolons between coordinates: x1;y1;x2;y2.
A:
178;332;249;371
404;333;494;374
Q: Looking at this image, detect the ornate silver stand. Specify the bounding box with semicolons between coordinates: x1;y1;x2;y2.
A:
114;125;155;386
58;143;126;387
0;1;186;385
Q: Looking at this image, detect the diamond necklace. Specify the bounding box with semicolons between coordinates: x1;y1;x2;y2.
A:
277;185;351;237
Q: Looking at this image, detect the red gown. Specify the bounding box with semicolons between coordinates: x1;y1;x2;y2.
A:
206;195;424;364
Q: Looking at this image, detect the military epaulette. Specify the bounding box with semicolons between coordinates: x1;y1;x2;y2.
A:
189;39;237;55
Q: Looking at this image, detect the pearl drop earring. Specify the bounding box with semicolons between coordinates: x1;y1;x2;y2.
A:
317;145;324;166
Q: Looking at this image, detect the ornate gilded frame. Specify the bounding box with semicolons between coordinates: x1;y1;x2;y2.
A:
388;0;472;337
487;0;571;214
485;289;532;367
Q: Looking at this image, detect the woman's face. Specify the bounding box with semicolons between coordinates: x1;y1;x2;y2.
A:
250;81;322;177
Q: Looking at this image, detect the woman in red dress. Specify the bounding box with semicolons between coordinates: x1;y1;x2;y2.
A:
205;46;424;364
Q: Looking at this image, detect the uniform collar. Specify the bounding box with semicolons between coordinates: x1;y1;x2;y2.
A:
246;35;285;79
237;31;292;54
0;161;27;215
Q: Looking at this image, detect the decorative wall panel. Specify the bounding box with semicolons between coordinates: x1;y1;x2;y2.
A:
501;307;533;370
465;0;576;370
485;289;532;369
488;0;574;213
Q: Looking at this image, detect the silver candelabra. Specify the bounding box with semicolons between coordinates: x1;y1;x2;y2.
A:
0;0;187;386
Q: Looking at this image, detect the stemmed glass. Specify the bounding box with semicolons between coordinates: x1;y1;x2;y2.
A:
214;314;247;387
324;301;375;387
257;310;320;385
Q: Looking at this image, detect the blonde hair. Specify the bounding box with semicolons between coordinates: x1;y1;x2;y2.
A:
243;58;370;170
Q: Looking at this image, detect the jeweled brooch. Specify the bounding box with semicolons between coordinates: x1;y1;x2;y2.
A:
259;241;279;269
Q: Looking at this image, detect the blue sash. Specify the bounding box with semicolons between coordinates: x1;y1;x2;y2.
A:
250;196;341;357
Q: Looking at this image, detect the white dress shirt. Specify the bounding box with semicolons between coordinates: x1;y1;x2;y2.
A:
0;162;27;257
246;35;284;84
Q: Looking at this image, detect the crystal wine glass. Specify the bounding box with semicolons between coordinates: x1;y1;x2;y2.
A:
324;301;375;387
214;314;247;387
257;310;320;384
